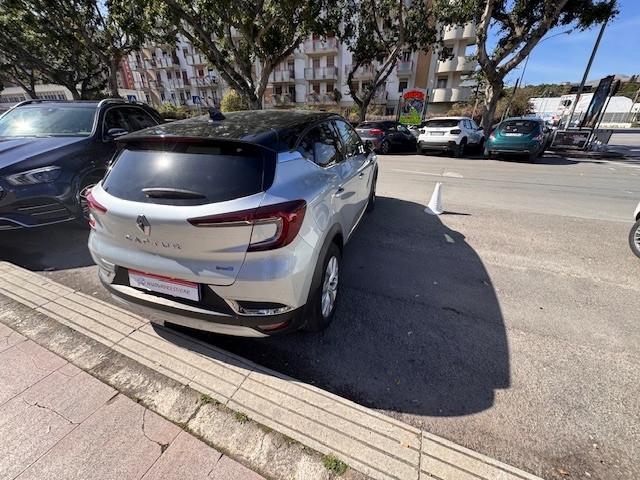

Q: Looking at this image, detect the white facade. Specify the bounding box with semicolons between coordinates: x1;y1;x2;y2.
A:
127;37;226;109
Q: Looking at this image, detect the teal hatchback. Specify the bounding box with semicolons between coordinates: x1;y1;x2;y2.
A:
484;117;548;162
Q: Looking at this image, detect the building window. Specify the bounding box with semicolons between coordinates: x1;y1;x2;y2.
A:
274;85;283;95
288;85;296;99
198;69;204;77
436;77;447;88
312;58;320;69
311;82;320;93
398;80;408;92
442;47;453;58
182;48;189;56
326;82;334;93
186;90;191;98
179;92;185;101
160;92;166;101
401;50;411;61
327;56;335;67
167;71;172;79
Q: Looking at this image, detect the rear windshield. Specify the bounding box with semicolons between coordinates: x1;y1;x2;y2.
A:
500;120;539;134
102;142;275;206
424;119;460;128
357;123;382;129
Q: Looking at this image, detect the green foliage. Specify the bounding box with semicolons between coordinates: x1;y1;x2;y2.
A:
155;0;335;108
233;411;249;423
199;393;221;406
339;0;439;121
158;103;192;119
220;90;250;112
323;454;348;475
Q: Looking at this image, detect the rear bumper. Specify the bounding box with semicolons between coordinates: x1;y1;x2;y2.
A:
99;268;305;337
418;139;457;150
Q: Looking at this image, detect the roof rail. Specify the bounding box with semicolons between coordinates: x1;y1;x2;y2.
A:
0;99;45;119
96;98;128;108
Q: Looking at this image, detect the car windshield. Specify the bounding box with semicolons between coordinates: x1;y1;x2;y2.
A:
500;120;538;134
0;105;97;137
424;119;460;128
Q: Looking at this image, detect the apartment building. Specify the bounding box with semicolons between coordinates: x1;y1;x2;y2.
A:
127;37;226;109
263;25;477;117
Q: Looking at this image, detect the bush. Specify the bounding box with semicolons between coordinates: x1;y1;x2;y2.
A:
158;103;191;120
220;90;250;112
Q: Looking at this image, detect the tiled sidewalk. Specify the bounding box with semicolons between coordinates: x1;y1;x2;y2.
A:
0;322;264;480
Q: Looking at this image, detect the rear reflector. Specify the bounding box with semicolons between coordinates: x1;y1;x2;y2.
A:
188;200;307;251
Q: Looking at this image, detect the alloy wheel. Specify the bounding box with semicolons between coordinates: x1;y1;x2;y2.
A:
321;256;339;318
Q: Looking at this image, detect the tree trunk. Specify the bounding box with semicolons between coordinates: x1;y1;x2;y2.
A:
108;57;121;98
69;88;82;100
358;97;372;122
481;81;503;137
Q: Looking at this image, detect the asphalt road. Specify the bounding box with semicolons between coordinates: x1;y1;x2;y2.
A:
2;152;639;480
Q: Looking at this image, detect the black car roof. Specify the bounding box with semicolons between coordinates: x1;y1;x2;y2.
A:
122;109;341;152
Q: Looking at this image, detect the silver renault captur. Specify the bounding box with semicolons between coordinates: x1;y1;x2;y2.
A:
87;110;377;336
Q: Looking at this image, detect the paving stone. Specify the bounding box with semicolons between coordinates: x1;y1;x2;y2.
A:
141;430;222;480
0;340;66;405
0;321;25;352
16;394;181;480
211;455;266;480
0;396;75;480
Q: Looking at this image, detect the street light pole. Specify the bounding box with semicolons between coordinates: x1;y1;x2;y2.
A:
565;18;610;129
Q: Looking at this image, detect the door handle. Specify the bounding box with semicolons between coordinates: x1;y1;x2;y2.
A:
335;186;345;197
358;171;365;178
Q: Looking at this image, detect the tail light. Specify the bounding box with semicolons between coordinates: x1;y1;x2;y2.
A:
188;200;307;251
369;128;384;136
450;129;461;134
86;190;107;229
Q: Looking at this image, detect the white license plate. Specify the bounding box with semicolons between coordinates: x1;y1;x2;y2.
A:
430;131;445;136
129;270;200;301
504;132;522;136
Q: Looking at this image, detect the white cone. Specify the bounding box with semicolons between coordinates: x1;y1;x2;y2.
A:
424;182;444;215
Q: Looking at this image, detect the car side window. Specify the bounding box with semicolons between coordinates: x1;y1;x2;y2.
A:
469;119;479;130
103;108;130;136
297;122;342;167
333;120;363;157
398;125;411;135
123;107;158;131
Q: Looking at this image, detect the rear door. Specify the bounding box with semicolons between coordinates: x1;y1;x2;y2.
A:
92;141;275;286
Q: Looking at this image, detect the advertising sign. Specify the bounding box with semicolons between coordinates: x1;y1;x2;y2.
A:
192;95;202;105
580;75;614;129
126;95;137;102
398;89;427;125
551;129;591;149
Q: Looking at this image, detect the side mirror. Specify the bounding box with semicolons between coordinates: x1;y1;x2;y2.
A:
105;127;128;141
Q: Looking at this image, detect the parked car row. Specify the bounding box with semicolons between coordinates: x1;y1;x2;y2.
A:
1;100;377;337
356;116;552;162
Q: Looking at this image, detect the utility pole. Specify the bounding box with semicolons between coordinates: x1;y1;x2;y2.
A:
565;16;610;129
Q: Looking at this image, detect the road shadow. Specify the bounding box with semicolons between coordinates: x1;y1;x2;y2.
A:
175;196;510;417
0;223;94;270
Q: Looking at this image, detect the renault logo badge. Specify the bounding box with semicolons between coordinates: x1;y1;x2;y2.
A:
136;215;151;236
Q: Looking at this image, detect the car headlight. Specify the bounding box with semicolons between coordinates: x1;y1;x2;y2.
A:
6;166;62;186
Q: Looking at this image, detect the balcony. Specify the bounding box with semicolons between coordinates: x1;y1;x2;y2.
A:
344;64;375;79
396;60;413;76
304;37;338;54
187;54;207;65
442;24;476;42
164;78;185;89
269;69;295;82
191;77;215;87
431;87;472;103
437;55;477;73
304;66;338;80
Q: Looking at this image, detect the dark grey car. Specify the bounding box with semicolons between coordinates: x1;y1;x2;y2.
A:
355;121;417;154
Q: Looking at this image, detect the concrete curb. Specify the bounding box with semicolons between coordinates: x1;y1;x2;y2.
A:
0;262;542;480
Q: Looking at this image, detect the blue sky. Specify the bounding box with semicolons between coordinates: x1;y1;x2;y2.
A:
502;0;639;86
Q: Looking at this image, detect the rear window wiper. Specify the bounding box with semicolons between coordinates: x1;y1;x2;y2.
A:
142;188;207;200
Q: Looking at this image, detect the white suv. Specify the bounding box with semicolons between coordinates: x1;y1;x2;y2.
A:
417;116;484;156
87;110;377;336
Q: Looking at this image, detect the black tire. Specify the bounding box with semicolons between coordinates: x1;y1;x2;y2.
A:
366;171;377;212
75;172;104;225
453;138;467;158
303;243;342;332
379;140;391;154
528;151;538;163
477;138;485;154
629;219;640;259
